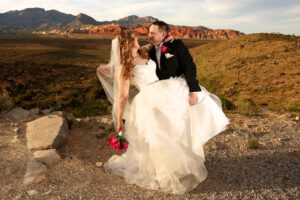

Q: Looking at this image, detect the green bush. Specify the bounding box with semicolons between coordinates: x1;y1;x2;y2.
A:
0;95;13;111
71;99;111;117
287;104;300;112
219;95;235;110
247;140;259;149
235;96;257;114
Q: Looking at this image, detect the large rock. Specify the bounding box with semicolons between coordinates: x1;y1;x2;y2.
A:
23;149;61;185
29;108;40;115
26;115;68;150
41;109;51;115
50;111;63;116
7;107;40;121
23;159;48;185
33;149;62;167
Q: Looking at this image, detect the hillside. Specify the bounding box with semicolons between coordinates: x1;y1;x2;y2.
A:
0;8;75;32
191;33;300;113
0;8;244;39
0;35;208;117
0;33;299;116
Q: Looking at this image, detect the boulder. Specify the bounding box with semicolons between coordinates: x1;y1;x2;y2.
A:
41;109;51;115
7;107;39;121
23;159;47;185
26;115;68;150
29;108;40;115
33;149;62;167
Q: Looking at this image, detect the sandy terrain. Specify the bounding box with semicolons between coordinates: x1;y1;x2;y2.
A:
0;109;299;200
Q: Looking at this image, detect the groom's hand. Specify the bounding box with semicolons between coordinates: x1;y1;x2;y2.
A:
189;93;198;105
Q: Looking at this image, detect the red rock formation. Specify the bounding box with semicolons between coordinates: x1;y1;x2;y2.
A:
89;24;124;35
169;28;244;39
65;23;244;39
133;26;149;36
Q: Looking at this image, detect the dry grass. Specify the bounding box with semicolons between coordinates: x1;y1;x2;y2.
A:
0;34;209;116
1;33;299;116
191;33;300;114
0;34;116;116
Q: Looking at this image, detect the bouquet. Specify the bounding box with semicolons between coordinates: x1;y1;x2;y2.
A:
108;131;128;151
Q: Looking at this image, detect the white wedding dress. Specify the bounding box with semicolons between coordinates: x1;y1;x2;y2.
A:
103;59;230;194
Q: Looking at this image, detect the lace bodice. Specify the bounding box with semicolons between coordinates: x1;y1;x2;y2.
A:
131;59;159;90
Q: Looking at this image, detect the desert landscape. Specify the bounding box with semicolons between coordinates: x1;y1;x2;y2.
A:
0;7;299;200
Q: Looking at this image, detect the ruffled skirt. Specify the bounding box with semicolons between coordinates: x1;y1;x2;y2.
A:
103;77;230;194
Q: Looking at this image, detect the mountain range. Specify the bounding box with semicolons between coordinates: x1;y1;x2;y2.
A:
0;8;244;39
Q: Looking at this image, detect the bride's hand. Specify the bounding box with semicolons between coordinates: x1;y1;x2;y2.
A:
164;34;175;43
117;120;125;133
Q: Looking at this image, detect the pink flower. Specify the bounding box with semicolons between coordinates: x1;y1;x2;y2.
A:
108;136;128;151
114;142;121;151
108;136;121;151
161;45;168;53
108;136;117;145
120;142;128;150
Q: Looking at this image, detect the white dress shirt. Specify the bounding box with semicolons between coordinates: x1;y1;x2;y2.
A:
155;42;163;69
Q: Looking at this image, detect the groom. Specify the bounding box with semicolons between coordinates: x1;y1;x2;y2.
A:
147;20;202;105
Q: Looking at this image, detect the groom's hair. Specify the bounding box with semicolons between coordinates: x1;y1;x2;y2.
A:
152;21;169;33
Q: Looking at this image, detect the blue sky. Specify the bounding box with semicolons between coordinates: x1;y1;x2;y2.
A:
1;0;299;35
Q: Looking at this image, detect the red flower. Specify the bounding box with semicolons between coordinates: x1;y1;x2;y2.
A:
108;136;128;151
120;142;128;150
108;136;121;151
161;45;168;53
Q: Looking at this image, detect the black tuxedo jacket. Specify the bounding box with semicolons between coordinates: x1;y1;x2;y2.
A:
149;39;201;92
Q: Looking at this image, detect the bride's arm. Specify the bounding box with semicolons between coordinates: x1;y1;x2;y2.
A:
117;66;130;132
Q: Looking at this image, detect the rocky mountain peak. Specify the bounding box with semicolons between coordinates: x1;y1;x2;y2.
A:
117;15;158;25
74;13;98;25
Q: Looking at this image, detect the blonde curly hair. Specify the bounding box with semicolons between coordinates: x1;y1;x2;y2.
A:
117;30;148;80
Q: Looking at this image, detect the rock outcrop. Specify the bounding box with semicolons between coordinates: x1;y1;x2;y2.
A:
26;114;68;150
7;107;40;122
89;24;124;35
169;28;244;39
80;24;244;39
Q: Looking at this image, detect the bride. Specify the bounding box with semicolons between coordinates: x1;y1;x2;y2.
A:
97;30;230;194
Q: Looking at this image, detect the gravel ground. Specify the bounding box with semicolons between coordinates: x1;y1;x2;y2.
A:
0;109;299;200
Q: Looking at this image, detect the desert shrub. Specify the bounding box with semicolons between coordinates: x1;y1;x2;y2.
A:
85;77;104;101
234;96;257;114
0;91;13;111
286;103;300;112
247;140;259;149
71;98;111;117
198;76;222;94
219;95;235;110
